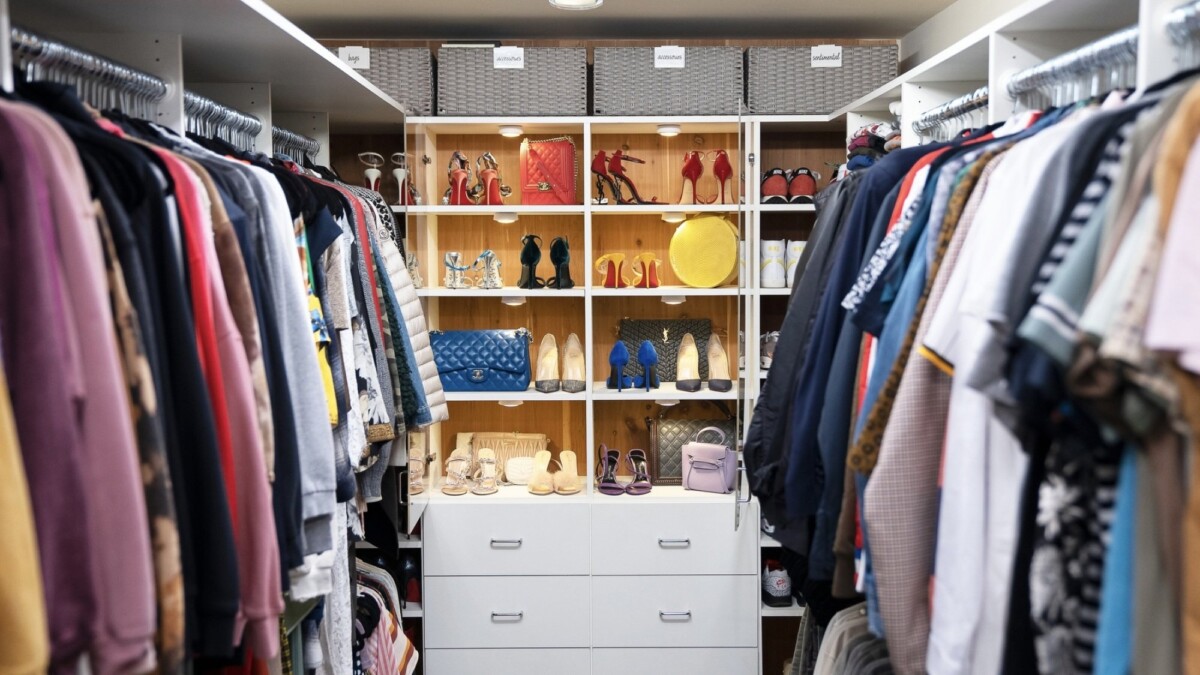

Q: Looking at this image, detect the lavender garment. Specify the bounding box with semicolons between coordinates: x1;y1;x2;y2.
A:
8;102;157;674
0;103;97;670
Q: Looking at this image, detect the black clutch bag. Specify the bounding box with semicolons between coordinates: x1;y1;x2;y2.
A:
618;318;711;381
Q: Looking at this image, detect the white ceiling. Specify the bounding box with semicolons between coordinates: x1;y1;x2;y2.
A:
268;0;957;40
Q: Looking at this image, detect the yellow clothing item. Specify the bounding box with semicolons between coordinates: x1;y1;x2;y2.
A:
0;366;49;674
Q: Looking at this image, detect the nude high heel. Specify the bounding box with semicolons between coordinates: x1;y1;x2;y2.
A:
535;334;561;393
471;448;499;496
707;333;733;392
442;448;472;496
528;450;554;496
561;333;586;394
676;333;702;392
554;450;582;495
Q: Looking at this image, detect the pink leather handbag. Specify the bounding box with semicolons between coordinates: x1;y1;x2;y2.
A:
682;427;737;494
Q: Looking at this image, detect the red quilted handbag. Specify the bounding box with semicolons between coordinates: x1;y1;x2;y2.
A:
519;137;577;205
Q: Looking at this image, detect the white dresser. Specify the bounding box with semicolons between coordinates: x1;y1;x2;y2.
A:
421;488;761;675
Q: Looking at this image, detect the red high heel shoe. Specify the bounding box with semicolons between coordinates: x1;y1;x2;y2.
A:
595;254;629;288
444;151;473;205
592;150;620;204
678;150;711;205
710;150;735;205
631;252;661;288
470;152;513;206
609;150;657;204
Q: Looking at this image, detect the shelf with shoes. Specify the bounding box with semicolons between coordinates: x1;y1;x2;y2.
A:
588;135;741;209
590;380;741;401
761;598;807;618
442;385;587;402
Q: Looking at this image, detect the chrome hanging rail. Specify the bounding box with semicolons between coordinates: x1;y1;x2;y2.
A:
1167;0;1200;44
912;86;989;136
1005;25;1139;101
10;26;168;119
183;90;261;151
272;125;321;160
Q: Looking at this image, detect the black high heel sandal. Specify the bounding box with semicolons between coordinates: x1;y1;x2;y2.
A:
517;234;546;289
609;150;658;205
546;237;575;289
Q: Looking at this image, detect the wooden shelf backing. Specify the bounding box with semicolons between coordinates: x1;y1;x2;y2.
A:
590;132;742;207
437;399;588;477
592;399;739;471
591;213;741;290
330;131;415;203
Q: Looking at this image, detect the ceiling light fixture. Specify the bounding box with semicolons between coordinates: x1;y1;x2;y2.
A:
655;399;680;407
499;124;523;138
501;295;527;307
661;295;686;305
656;124;681;137
494;211;519;224
549;0;603;9
661;212;686;224
499;400;524;408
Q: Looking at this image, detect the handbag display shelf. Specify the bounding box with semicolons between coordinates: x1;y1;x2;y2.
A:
646;401;736;485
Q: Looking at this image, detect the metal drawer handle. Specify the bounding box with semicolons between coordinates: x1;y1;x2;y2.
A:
491;611;524;621
659;610;692;620
490;538;523;548
658;538;691;547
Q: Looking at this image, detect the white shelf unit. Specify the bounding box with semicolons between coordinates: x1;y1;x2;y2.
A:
761;599;808;618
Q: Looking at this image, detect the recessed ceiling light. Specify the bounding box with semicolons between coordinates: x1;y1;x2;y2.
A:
549;0;603;9
501;295;527;306
655;399;680;407
661;295;686;305
494;211;519;224
657;124;681;137
499;400;524;407
661;212;686;223
499;125;523;137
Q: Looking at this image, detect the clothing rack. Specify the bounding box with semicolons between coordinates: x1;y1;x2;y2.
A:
272;125;321;161
1168;0;1200;43
183;90;261;151
912;86;989;137
1005;26;1139;105
9;26;167;120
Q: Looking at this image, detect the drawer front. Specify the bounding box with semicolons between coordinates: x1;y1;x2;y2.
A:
425;576;591;649
593;648;759;674
424;649;590;675
592;501;758;575
424;502;589;576
592;575;758;648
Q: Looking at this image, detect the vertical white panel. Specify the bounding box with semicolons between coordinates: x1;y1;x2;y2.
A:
61;32;184;132
901;80;985;147
189;82;273;155
273;110;330;167
1140;0;1182;89
0;0;12;93
988;30;1108;123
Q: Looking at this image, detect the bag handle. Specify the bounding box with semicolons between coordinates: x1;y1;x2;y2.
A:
694;426;727;444
527;146;572;205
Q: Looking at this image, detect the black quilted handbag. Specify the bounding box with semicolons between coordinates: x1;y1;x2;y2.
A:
646;401;736;485
618;318;711;381
429;328;532;392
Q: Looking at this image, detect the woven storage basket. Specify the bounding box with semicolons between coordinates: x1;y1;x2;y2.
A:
350;47;433;116
593;47;744;115
437;46;587;116
747;45;898;114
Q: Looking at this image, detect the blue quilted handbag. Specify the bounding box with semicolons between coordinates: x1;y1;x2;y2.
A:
429;328;533;392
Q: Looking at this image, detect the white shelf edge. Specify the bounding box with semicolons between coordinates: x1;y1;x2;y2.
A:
590;381;740;401
591;204;743;215
416;287;585;298
589;286;741;297
756;288;792;296
400;602;423;619
444;385;588;402
395;205;587;216
760;532;781;547
757;204;816;213
761;598;807;618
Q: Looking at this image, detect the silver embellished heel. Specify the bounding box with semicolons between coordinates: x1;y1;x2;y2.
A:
444;251;471;289
406;252;424;289
475;249;503;290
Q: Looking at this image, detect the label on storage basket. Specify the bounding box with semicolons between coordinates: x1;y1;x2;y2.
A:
811;44;843;68
337;46;371;70
654;46;686;69
493;46;526;69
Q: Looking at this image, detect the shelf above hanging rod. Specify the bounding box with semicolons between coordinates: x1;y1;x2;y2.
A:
912;86;989;135
1005;25;1139;98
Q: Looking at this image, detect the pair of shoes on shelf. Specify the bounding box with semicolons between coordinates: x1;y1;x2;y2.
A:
679;149;735;205
408;441;429;495
606;333;732;393
596;446;652;496
761;167;818;204
606;340;659;392
445;151;512;206
595;252;661;289
443;250;503;289
592;150;658;204
518;235;575;290
535;333;586;393
676;333;733;393
528;449;583;496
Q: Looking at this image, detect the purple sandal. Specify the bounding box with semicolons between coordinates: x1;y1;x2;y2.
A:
625;449;653;495
597;445;626;496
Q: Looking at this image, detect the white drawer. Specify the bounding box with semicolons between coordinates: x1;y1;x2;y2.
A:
424;648;590;675
424;576;591;649
592;648;759;674
424;502;590;576
592;575;758;648
592;501;758;575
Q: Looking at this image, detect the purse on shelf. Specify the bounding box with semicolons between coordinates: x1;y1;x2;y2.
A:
682;427;738;494
471;431;549;483
520;137;577;205
646;401;736;485
429;328;532;392
503;457;536;485
618;318;712;381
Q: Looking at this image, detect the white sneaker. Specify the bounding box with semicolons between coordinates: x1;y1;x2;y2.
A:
761;240;787;288
762;560;793;608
